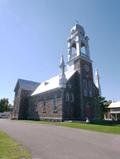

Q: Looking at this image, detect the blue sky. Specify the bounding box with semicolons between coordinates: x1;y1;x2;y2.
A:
0;0;120;104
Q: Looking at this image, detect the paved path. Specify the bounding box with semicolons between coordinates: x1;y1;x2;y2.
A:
0;119;120;159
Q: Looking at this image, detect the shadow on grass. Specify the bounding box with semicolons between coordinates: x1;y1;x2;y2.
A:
90;119;120;126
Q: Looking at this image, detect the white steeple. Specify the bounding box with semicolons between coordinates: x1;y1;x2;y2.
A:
95;69;101;96
67;23;90;64
59;55;67;88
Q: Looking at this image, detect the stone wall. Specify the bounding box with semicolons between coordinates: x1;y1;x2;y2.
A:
74;57;99;120
18;89;33;119
28;89;63;121
12;88;21;119
63;72;81;120
12;88;32;119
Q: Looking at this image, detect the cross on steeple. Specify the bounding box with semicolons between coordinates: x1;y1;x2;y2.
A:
75;19;79;24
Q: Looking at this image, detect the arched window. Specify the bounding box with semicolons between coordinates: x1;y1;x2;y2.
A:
43;99;46;113
81;46;86;55
66;92;74;102
88;81;93;97
70;93;74;103
71;43;76;58
53;95;57;112
83;79;88;96
66;92;69;102
43;100;46;106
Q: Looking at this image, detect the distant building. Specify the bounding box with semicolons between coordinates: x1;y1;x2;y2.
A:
0;112;10;118
108;102;120;120
12;24;100;121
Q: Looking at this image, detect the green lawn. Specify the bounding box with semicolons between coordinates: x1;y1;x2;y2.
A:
21;120;120;135
0;131;31;159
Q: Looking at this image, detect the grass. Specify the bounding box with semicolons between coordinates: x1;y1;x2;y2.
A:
20;120;120;135
0;131;31;159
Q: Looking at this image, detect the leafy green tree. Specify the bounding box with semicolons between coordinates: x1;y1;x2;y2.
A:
0;98;10;112
95;96;111;119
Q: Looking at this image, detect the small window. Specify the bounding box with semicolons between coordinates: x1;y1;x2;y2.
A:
44;82;49;85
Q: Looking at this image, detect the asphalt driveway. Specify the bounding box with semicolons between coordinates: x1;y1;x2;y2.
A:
0;119;120;159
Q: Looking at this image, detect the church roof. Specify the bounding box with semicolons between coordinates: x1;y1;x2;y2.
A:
14;79;40;92
108;102;120;108
31;70;76;96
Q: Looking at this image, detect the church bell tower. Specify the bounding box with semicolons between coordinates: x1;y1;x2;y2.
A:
67;23;95;119
67;24;90;70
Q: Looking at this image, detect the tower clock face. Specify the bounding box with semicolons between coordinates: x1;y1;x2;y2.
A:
84;64;89;72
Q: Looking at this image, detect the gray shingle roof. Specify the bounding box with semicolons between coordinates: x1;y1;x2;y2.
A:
14;79;40;92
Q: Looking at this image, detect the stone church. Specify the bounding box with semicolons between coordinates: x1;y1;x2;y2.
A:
13;24;101;121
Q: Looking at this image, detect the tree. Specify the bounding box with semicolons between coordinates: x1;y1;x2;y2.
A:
95;96;111;119
0;98;10;112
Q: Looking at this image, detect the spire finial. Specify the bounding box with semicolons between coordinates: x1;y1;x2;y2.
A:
59;54;65;75
59;55;67;88
95;68;101;96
